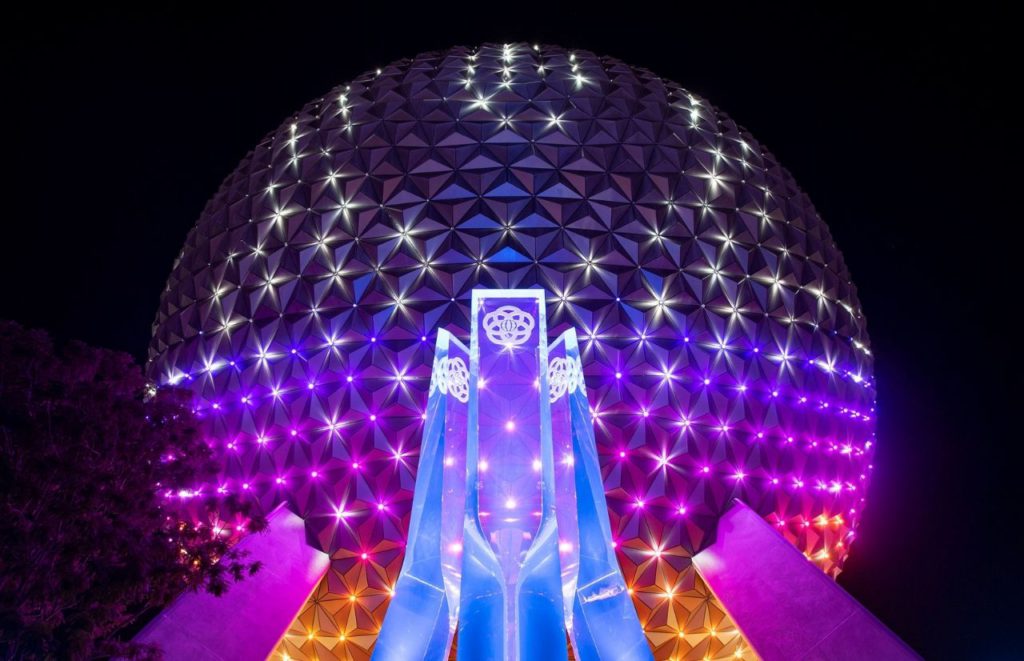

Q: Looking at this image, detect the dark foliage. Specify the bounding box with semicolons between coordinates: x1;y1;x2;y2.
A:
0;321;265;660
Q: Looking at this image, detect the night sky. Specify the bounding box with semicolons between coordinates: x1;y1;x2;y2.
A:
3;6;1015;658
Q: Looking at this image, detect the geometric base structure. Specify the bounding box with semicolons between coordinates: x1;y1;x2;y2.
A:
692;501;919;660
276;565;753;660
135;494;919;661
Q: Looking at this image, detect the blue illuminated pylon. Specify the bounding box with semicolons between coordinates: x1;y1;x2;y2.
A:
374;289;651;661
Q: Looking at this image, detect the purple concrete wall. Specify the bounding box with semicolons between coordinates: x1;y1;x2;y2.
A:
692;501;919;661
134;506;329;660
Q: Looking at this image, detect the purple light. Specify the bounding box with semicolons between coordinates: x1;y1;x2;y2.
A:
147;42;878;651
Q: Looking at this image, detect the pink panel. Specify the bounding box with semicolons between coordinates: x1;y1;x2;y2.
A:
134;506;329;660
692;501;918;661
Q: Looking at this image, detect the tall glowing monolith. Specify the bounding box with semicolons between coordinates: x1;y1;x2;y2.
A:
375;289;651;661
459;290;565;660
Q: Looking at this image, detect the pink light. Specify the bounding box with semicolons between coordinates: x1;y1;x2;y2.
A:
148;56;882;615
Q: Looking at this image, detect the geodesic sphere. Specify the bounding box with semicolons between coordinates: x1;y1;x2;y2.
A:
149;42;875;641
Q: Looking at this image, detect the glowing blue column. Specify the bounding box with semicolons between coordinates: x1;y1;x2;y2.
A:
552;329;653;661
374;331;469;660
457;290;567;660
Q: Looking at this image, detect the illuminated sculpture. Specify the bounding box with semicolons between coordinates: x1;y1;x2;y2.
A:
142;42;915;659
374;290;651;660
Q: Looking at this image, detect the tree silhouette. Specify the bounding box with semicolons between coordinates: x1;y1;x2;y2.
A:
0;321;265;660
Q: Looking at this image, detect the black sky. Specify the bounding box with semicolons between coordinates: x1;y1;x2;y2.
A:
2;5;1017;658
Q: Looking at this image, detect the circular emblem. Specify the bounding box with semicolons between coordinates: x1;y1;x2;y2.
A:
548;355;585;402
482;305;535;346
548;357;572;402
445;357;470;403
431;356;470;404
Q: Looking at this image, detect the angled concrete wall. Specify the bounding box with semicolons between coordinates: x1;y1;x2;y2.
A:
134;506;329;660
692;501;919;660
